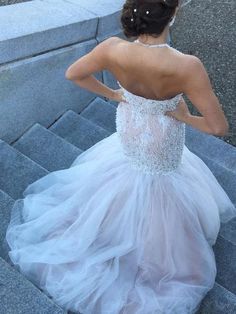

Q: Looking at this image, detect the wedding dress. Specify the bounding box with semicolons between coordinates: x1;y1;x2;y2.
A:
5;40;236;314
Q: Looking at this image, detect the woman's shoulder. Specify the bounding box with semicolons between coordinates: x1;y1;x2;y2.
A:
101;36;124;47
97;36;127;56
108;37;198;60
178;54;206;81
102;36;205;82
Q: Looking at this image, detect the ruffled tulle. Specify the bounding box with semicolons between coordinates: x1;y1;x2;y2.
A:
5;132;236;314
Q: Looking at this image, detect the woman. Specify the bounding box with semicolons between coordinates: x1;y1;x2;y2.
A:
5;0;236;313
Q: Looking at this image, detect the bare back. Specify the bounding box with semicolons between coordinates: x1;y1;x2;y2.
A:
66;36;228;135
107;37;188;101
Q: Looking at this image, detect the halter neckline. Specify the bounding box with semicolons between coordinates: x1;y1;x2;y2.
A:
134;39;170;48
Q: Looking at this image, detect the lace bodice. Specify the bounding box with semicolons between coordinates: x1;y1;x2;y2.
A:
115;80;185;175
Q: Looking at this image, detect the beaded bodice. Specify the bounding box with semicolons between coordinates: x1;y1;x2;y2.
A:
115;80;186;175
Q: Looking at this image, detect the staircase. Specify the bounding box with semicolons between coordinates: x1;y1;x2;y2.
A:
0;96;236;313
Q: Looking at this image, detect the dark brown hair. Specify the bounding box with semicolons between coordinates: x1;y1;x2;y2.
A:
120;0;179;38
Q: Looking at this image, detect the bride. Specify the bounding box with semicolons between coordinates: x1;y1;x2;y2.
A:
5;0;236;313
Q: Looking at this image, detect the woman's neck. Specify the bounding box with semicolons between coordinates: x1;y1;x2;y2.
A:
137;27;170;45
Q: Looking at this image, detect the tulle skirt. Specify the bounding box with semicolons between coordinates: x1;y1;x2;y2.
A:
5;132;236;314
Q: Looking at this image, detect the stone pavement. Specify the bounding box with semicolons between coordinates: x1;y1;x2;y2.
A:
171;0;236;147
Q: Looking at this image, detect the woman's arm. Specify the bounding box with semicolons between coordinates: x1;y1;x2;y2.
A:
166;56;229;136
65;37;125;102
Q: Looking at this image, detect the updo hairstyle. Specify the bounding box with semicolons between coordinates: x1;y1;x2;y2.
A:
120;0;179;38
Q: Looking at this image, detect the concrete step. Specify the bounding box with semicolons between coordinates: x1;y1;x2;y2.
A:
220;217;236;246
0;190;14;263
194;151;236;243
80;97;117;133
0;256;66;314
198;282;236;313
190;152;236;295
49;110;111;150
185;127;236;296
214;235;236;295
0;140;48;200
186;124;236;173
12;123;82;172
195;151;236;206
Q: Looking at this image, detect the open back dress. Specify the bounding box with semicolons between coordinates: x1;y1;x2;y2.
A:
5;39;236;314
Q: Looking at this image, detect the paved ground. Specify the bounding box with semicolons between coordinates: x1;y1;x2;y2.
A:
0;0;31;5
171;0;236;147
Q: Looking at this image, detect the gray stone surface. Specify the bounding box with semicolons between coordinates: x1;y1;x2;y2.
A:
67;0;124;42
220;218;236;246
0;0;125;63
198;282;236;313
0;139;48;199
193;151;236;206
171;0;236;147
0;39;101;144
186;125;236;173
80;97;117;132
0;0;97;64
67;0;123;17
49;110;111;150
0;0;31;5
13;123;82;172
214;235;236;295
0;256;66;314
0;190;14;262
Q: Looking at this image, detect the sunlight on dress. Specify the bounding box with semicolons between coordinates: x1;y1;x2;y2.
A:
5;82;236;314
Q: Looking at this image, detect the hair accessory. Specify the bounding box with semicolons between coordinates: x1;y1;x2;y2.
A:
133;8;137;12
146;10;150;14
131;18;134;21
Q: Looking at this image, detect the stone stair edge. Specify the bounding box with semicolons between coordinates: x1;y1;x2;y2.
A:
0;139;49;199
0;38;98;71
12;121;78;148
87;96;118;108
12;122;83;172
0;139;48;172
185;124;236;173
195;150;236;202
199;281;236;313
51;108;113;134
0;256;66;314
0;0;123;65
186;123;236;153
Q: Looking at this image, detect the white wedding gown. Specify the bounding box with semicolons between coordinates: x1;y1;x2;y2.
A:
5;74;236;313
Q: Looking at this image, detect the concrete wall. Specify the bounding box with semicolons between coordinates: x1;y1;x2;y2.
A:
0;0;124;143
